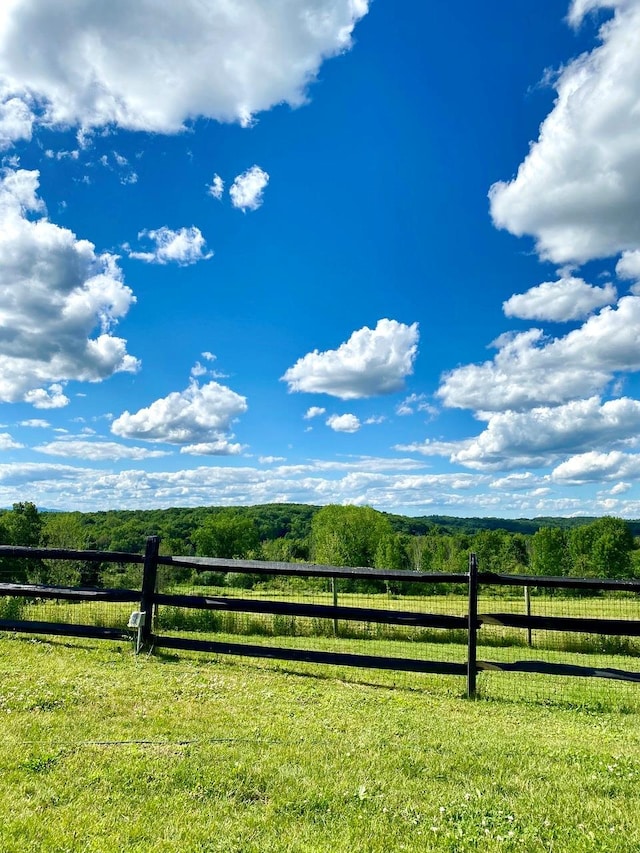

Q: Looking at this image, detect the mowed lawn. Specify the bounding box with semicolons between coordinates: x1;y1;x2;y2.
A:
1;635;639;852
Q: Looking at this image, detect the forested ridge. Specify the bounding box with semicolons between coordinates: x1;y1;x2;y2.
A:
1;502;640;585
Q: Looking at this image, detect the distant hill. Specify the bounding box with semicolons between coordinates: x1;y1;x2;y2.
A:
30;503;640;548
384;514;620;536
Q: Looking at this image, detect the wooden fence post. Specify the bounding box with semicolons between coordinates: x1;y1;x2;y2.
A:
331;576;339;636
467;552;479;699
524;585;532;646
140;536;160;648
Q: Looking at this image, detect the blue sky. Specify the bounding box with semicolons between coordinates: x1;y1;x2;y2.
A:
2;0;640;517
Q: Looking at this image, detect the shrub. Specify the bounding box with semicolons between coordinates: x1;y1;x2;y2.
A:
193;570;226;587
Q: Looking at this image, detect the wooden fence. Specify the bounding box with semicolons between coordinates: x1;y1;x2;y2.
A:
1;536;639;698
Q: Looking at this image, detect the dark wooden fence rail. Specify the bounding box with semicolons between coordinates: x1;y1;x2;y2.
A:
1;539;639;697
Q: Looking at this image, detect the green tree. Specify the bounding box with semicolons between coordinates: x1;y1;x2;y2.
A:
194;511;260;559
499;533;529;573
0;502;44;583
531;527;571;577
374;533;409;571
569;517;634;578
310;505;392;568
5;502;42;547
472;529;507;574
261;538;307;563
407;535;430;571
41;512;88;586
422;533;469;573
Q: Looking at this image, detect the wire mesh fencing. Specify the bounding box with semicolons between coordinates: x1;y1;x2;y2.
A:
1;541;639;709
152;558;470;694
474;581;640;710
0;546;143;642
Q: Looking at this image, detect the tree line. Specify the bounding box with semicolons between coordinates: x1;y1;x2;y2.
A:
1;502;639;586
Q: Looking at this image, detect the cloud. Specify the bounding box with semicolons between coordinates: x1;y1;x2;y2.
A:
0;0;368;140
489;0;640;264
0;168;138;406
326;413;361;433
126;226;213;265
8;449;640;516
0;431;22;449
567;0;619;28
609;480;631;494
439;396;640;471
551;449;640;483
438;295;640;412
35;440;171;461
111;378;247;447
503;275;616;322
489;472;540;491
20;419;50;428
0;95;32;149
396;392;436;417
208;174;224;200
304;406;326;419
229;165;269;212
616;250;640;287
44;148;79;161
190;362;208;378
282;319;419;399
180;440;245;456
24;384;69;409
0;458;493;515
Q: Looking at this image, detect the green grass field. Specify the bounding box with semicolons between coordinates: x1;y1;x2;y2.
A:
1;634;640;852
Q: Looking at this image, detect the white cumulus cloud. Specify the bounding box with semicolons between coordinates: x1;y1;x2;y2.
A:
282;319;419;399
304;406;326;419
503;275;616;322
0;168;138;406
0;94;32;149
326;413;361;433
0;431;22;449
111;379;247;449
616;250;640;287
0;0;369;139
551;449;640;483
24;384;69;409
448;396;640;471
126;226;213;265
229;165;269;212
438;296;640;412
489;0;640;264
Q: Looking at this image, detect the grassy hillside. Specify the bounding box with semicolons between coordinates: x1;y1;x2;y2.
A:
1;635;639;852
